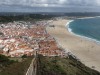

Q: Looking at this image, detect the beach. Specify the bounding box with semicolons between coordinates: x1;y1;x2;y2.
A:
47;19;100;72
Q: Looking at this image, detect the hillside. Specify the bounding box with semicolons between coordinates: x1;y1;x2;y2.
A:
37;55;100;75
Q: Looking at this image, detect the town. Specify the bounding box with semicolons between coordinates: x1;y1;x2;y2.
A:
0;21;66;57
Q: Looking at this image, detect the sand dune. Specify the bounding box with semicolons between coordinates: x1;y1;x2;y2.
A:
47;19;100;72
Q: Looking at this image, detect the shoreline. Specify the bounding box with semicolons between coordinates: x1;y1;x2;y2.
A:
47;19;100;72
67;19;100;45
76;16;100;19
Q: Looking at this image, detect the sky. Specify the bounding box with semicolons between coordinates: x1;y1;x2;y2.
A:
0;0;100;12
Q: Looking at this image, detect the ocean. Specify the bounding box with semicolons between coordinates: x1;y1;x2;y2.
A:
68;17;100;42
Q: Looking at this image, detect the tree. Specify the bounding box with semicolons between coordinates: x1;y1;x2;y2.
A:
0;54;9;62
21;54;27;58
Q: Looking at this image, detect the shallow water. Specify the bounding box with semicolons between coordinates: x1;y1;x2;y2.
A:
69;17;100;42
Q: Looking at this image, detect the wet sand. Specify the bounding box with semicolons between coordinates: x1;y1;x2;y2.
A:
47;19;100;72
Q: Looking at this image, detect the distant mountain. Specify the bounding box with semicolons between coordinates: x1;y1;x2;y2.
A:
0;12;100;17
0;12;66;16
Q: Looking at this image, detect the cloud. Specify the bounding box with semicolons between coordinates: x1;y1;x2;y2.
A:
0;0;100;12
0;0;99;7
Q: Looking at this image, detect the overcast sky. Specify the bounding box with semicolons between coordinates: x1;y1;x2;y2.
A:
0;0;100;12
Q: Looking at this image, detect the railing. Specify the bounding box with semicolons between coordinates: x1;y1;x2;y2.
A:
26;52;37;75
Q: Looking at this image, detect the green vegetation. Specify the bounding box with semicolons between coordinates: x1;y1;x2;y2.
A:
0;54;33;75
0;55;16;69
37;55;100;75
21;54;27;58
0;14;55;23
0;53;100;75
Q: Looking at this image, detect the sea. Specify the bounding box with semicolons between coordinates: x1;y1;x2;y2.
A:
68;17;100;43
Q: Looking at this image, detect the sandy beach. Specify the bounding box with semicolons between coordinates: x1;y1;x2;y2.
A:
47;19;100;72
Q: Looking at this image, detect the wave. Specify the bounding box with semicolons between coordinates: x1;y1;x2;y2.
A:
66;20;74;32
76;16;100;20
66;19;100;45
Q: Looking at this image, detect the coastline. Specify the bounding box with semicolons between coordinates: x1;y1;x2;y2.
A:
47;19;100;72
67;19;100;45
76;16;100;19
